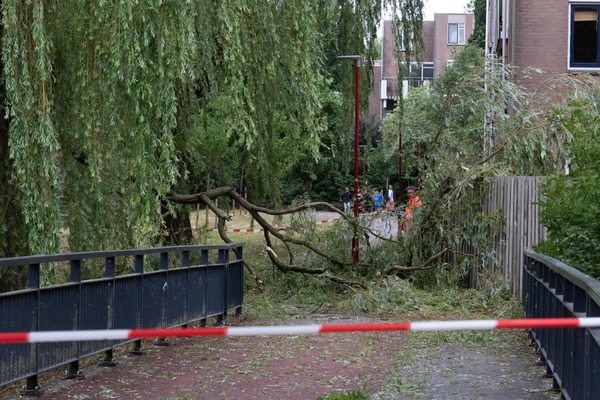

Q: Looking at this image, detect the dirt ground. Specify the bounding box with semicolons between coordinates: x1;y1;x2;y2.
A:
1;313;557;400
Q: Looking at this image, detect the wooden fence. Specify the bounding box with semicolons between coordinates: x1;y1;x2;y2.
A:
486;176;547;296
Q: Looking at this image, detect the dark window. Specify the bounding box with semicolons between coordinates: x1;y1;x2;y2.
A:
422;63;434;80
571;6;600;68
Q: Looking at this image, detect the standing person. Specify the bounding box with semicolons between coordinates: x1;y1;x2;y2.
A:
373;189;384;211
340;187;352;213
401;185;422;232
384;184;396;211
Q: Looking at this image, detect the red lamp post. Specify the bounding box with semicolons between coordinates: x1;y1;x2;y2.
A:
337;55;361;265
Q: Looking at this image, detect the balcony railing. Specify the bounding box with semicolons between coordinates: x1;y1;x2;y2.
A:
382;77;433;99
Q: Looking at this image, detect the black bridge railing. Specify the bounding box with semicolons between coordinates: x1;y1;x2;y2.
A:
523;248;600;400
0;244;244;396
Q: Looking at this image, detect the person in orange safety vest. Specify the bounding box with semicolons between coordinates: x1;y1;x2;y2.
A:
401;185;422;233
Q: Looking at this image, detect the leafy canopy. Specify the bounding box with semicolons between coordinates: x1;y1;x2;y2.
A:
380;46;567;287
0;0;425;261
536;76;600;279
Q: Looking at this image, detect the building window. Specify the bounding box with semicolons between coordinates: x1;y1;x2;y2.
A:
397;29;413;51
570;5;600;68
448;23;465;45
422;63;434;80
399;62;434;88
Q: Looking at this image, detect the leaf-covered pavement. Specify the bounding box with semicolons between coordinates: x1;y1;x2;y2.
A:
4;314;556;400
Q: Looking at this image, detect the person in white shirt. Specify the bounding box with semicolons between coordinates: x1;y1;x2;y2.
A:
384;184;396;211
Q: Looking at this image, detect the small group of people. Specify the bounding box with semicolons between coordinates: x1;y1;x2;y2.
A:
339;184;421;232
371;184;396;212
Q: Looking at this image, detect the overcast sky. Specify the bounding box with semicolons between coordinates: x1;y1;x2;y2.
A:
423;0;471;20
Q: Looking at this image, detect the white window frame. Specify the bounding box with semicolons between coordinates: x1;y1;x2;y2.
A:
397;29;414;52
400;62;434;81
448;23;465;45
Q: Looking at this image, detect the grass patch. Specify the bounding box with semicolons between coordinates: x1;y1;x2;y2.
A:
318;391;370;400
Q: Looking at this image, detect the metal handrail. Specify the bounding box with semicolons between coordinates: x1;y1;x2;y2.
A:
0;244;244;396
523;248;600;400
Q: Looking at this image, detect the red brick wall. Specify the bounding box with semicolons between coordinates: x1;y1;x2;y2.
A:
512;0;569;92
423;21;435;62
368;62;382;119
433;14;475;78
382;20;397;79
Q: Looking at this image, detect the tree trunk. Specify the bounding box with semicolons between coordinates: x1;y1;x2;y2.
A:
160;202;193;245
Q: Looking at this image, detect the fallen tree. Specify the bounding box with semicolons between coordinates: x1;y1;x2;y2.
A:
167;186;389;289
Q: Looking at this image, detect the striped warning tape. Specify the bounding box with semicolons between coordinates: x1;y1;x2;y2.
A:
1;318;599;344
205;228;267;233
203;217;343;233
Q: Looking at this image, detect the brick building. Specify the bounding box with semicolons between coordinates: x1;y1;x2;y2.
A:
369;13;474;122
486;0;600;92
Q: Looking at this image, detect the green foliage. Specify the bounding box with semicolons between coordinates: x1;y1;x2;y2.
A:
318;391;369;400
2;0;61;256
380;45;567;287
536;79;600;279
2;1;426;260
350;276;516;318
467;0;486;48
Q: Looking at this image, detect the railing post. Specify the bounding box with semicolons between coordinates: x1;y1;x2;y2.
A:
134;254;144;274
131;254;146;355
28;263;40;289
235;245;243;316
217;248;229;326
182;251;190;267
154;252;170;347
19;264;44;397
99;257;117;367
182;250;190;323
63;259;85;380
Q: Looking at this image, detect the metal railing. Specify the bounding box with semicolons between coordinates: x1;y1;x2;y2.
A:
0;244;244;395
382;77;433;99
523;249;600;400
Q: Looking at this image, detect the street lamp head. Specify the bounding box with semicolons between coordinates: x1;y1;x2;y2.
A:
336;55;361;67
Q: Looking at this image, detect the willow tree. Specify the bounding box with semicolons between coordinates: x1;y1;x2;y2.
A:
0;0;425;273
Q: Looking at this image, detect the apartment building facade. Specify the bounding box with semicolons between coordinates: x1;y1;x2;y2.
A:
486;0;600;92
369;13;474;121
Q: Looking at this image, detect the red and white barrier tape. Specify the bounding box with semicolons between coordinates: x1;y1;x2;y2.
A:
2;318;600;344
204;217;342;233
205;228;267;233
315;218;341;224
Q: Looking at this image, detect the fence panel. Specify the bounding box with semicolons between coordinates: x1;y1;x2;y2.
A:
0;244;244;393
487;176;547;296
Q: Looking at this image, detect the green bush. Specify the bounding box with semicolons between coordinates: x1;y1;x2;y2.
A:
536;94;600;279
318;391;369;400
